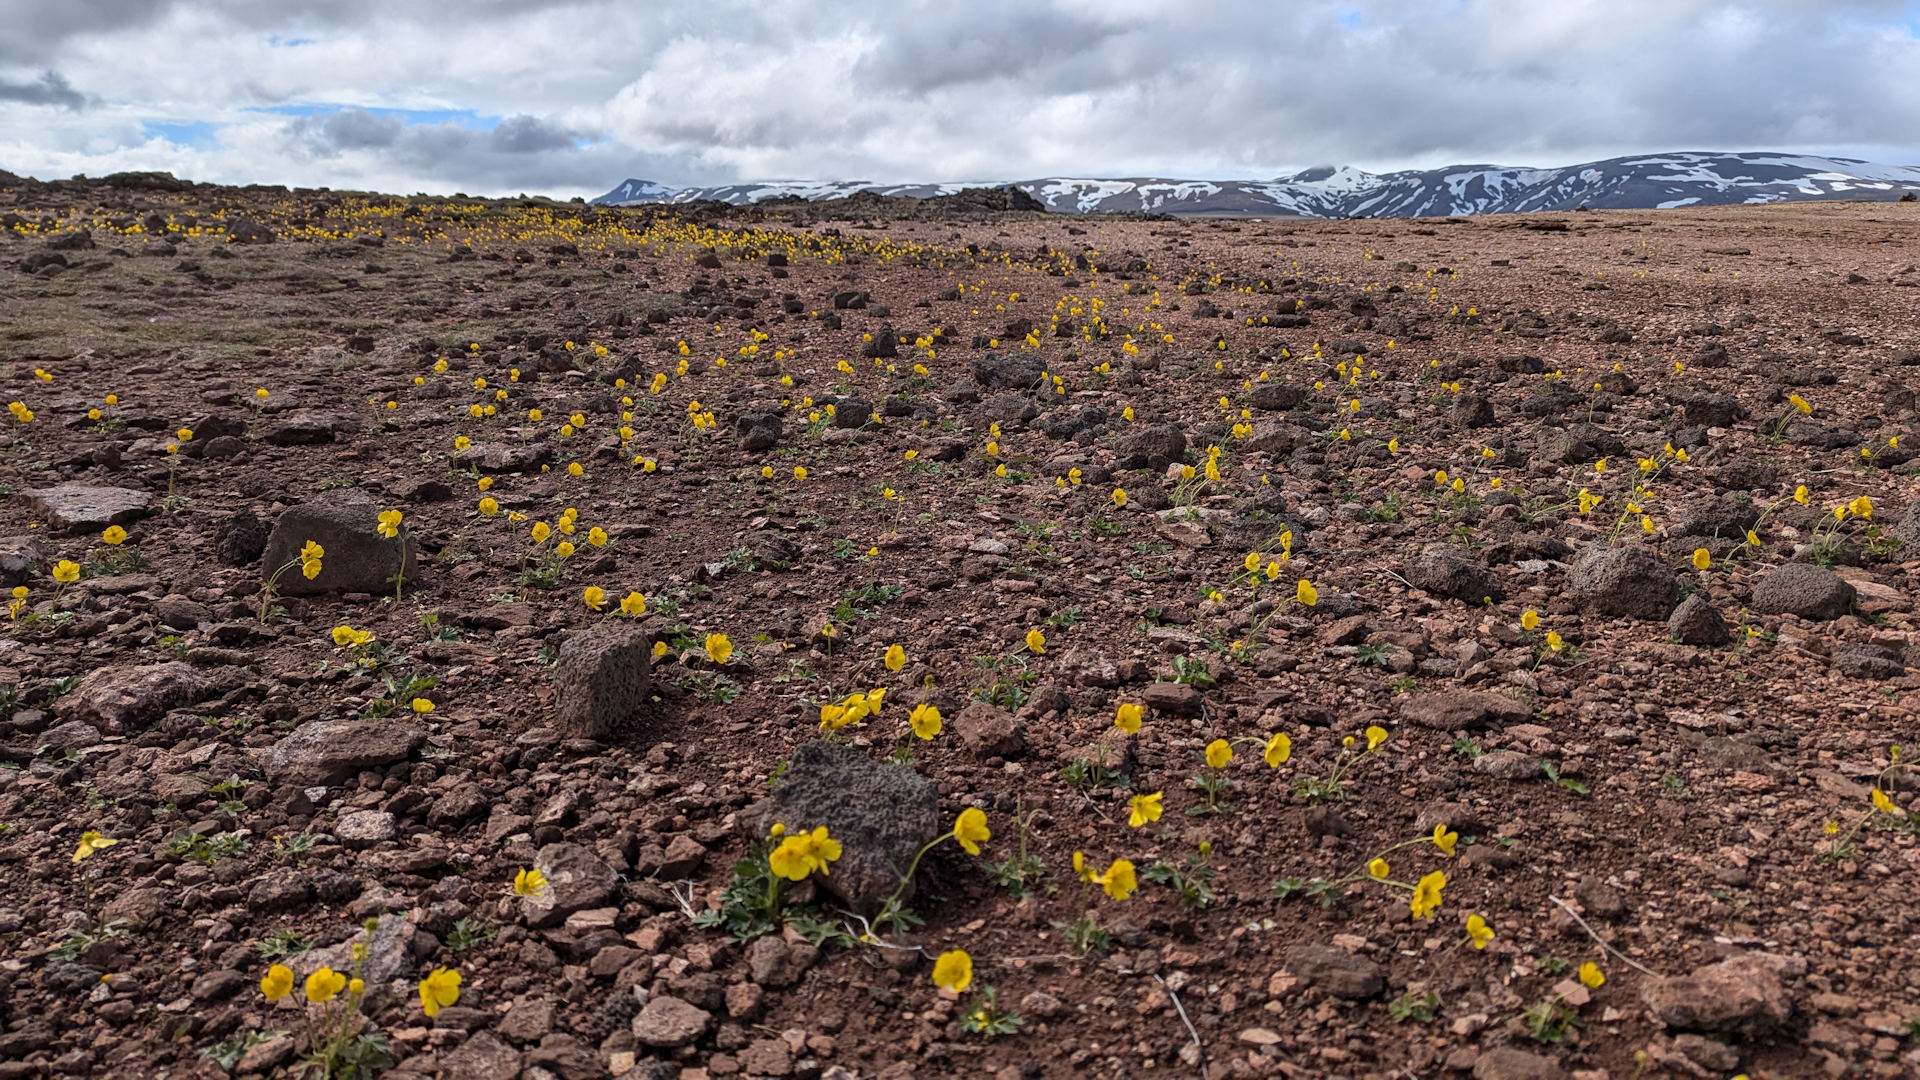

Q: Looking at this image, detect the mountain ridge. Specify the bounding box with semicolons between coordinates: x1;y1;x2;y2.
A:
590;152;1920;218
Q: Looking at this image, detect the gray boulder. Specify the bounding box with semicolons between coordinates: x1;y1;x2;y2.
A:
25;484;153;534
1750;563;1854;620
259;718;425;786
551;623;651;741
1406;543;1503;604
734;412;782;452
1566;545;1679;620
1640;954;1793;1036
744;740;940;912
260;490;418;596
1667;594;1731;646
520;842;619;929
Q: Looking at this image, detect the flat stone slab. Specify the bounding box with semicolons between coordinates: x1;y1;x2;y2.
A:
27;484;153;534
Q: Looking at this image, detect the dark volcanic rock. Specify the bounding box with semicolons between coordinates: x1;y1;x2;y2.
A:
744;740;940;912
1566;545;1679;620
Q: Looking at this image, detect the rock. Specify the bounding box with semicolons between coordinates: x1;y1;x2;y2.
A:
25;484;153;534
234;1035;298;1075
745;935;817;989
1751;563;1855;621
1473;751;1542;780
1117;424;1187;470
1399;690;1531;731
1473;1048;1570;1080
1678;392;1749;429
191;969;249;1001
435;1033;521;1080
1535;422;1625;464
153;594;212;630
259;718;426;786
98;887;168;929
1450;393;1494;428
259;490;418;596
739;1038;793;1077
454;442;553;474
1406;543;1503;604
1640;954;1793;1036
521;843;619;929
1141;681;1204;716
734;412;783;451
1667;594;1731;646
1249;382;1307;411
632;996;712;1048
428;783;490;827
497;999;554;1043
55;662;219;734
658;834;707;878
301;914;417;1002
950;702;1026;757
336;810;397;847
214;508;272;567
1566;545;1679;620
1893;502;1920;549
263;410;351;445
34;720;103;753
1670;1033;1741;1072
246;872;313;911
1831;642;1904;680
0;537;47;587
745;740;940;912
550;623;651;741
1281;946;1383;999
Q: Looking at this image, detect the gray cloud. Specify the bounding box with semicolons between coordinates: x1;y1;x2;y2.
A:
0;70;89;109
0;0;1916;197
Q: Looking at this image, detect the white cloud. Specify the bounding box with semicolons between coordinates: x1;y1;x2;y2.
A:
0;0;1913;197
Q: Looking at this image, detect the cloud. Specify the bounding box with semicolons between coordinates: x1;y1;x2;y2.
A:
0;0;1915;197
0;71;89;110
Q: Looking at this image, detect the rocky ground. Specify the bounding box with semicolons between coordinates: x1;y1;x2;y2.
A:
2;171;1920;1080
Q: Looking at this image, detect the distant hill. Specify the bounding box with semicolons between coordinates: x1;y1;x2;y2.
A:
591;152;1920;218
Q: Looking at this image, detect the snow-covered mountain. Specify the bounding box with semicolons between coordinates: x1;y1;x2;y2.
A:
592;152;1920;218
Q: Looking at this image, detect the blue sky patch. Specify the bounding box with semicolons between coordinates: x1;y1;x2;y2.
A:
251;104;501;130
142;120;221;148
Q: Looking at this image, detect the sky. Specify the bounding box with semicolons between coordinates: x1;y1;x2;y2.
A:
1;0;1918;200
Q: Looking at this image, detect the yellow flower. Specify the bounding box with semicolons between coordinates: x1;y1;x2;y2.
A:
411;698;434;713
769;834;814;880
514;868;548;896
761;465;774;479
478;497;500;516
1851;496;1874;520
71;830;118;862
176;427;194;442
884;644;906;671
101;526;127;546
1296;579;1318;606
1368;858;1390;879
1100;858;1138;901
932;949;973;993
1243;551;1261;573
705;633;733;665
587;526;609;547
1112;488;1127;507
583;586;606;611
910;703;942;740
1577;962;1605;989
1794;484;1809;504
1546;631;1564;652
620;591;647;616
51;560;80;584
1872;788;1898;814
419;967;462;1017
305;967;347;1003
531;521;552;543
261;964;294;1001
1520;610;1540;632
1789;393;1811;415
376;509;403;539
1128;791;1163;827
1205;738;1232;770
1410;870;1446;919
1432;825;1458;856
1692;548;1711;571
1025;627;1046;654
567;462;584;478
1072;850;1094;882
652;640;668;658
954;808;991;855
1365;725;1389;752
1264;733;1292;767
1465;914;1494;950
1114;702;1143;734
793;466;808;481
330;625;371;648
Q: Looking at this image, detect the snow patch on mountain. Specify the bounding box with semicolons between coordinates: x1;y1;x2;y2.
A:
590;152;1920;218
